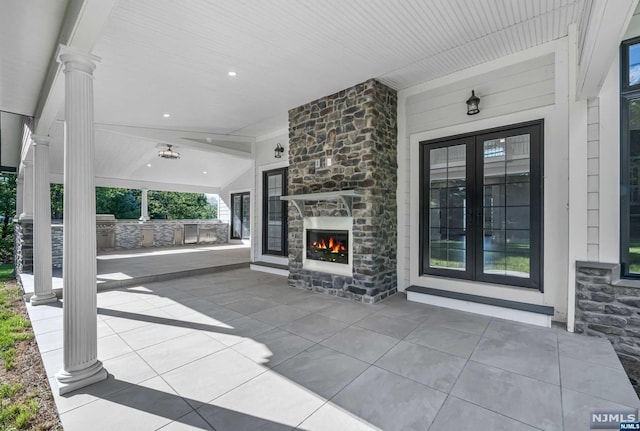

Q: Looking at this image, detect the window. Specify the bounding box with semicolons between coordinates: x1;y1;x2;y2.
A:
262;167;288;256
420;120;543;290
230;192;250;240
621;36;640;276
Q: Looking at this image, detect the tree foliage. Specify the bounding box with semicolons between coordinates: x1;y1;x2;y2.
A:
49;185;216;220
148;190;216;220
95;187;141;219
50;184;63;220
0;174;16;263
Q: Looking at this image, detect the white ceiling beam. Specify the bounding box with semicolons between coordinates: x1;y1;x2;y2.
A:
50;173;221;195
576;0;639;99
33;0;119;139
94;124;254;159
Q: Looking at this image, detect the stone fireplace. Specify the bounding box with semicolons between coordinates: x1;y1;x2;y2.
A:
287;79;398;303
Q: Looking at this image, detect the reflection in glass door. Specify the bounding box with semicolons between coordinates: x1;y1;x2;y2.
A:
481;134;531;278
231;192;250;240
427;142;471;278
421;121;542;290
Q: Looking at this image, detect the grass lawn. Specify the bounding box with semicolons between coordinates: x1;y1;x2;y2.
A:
630;245;640;274
429;240;530;274
0;278;61;430
0;263;14;281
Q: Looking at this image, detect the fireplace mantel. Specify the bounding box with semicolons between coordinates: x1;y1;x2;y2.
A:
281;190;363;217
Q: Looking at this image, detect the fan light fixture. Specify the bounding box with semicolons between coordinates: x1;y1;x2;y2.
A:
158;144;180;160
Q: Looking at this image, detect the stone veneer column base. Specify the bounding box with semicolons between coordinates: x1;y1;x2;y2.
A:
575;261;640;395
14;219;33;275
56;360;107;395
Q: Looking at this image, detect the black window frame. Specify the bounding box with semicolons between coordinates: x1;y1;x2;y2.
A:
230;191;250;240
620;36;640;277
262;167;288;256
419;120;544;291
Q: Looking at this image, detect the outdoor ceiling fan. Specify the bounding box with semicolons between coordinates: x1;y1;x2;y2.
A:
158;144;180;160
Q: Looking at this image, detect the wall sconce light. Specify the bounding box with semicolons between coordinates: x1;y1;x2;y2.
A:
274;143;284;158
466;90;480;115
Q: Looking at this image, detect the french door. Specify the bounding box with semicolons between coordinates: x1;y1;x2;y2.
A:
420;120;543;290
231;192;250;240
263;168;288;256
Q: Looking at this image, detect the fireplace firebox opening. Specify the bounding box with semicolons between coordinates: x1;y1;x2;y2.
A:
306;229;349;264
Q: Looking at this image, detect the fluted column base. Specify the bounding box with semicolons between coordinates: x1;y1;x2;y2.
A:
30;292;57;306
56;360;107;395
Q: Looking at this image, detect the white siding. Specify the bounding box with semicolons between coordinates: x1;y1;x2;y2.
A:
219;166;253;241
253;133;289;264
406;54;555;135
398;41;570;320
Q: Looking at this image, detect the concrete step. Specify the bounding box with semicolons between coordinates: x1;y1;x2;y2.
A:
250;261;289;276
19;261;250;300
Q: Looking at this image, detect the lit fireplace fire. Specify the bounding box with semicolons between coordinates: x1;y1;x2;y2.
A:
306;229;349;264
311;237;347;253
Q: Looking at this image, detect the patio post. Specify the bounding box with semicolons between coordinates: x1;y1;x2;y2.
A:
139;188;149;221
15;176;23;219
55;47;107;395
30;135;57;305
19;155;33;220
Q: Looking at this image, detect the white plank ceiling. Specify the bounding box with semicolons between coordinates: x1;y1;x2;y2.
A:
0;0;67;115
91;0;586;138
1;0;587;189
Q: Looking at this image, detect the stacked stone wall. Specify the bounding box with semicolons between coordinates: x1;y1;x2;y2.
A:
52;224;63;269
287;79;398;303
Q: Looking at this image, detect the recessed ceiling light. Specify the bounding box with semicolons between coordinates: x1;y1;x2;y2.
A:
163;113;171;118
203;171;207;174
228;71;237;77
147;163;152;167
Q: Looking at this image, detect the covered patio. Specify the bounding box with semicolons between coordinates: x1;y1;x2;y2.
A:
4;1;640;429
27;269;638;431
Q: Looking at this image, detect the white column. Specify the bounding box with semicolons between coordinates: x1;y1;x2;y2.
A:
31;135;57;305
139;188;149;221
19;156;34;220
55;47;106;395
15;176;23;219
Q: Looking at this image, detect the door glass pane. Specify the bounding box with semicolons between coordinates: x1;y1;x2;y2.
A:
267;172;284;252
483;134;531;278
242;194;250;239
628;97;640;273
630;43;640;87
232;195;242;239
428;144;466;270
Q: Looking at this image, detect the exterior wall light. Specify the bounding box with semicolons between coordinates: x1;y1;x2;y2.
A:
466;90;480;115
274;143;284;158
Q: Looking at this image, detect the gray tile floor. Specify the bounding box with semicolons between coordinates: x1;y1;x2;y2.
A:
26;268;639;431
